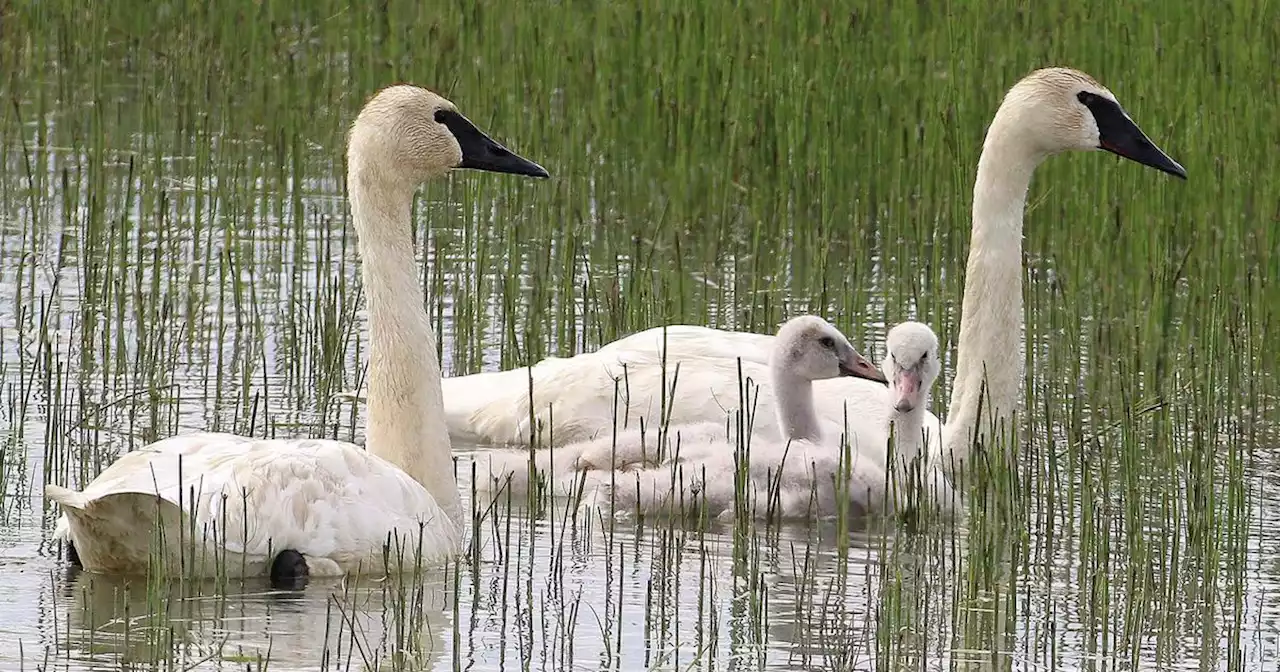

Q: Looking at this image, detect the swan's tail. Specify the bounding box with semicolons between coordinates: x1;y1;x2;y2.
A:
443;353;628;447
443;368;540;444
46;484;89;544
46;484;88;511
342;364;554;445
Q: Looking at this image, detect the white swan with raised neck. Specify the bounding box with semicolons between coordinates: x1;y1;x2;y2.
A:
881;321;958;511
45;85;548;584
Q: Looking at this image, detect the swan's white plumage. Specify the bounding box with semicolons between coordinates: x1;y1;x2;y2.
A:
48;433;456;576
481;431;897;522
448;335;913;455
46;84;548;579
443;325;781;446
446;67;1186;485
477;316;908;520
881;322;957;514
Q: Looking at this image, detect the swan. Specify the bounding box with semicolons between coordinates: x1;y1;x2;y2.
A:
442;67;1186;476
44;85;549;585
478;315;901;520
569;315;890;472
879;321;957;511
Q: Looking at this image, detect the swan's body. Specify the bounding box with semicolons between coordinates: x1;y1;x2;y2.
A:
46;434;458;578
46;85;548;582
446;67;1186;482
479;315;901;520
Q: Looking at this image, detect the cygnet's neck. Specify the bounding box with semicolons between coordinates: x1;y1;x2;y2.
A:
943;108;1046;469
891;392;931;468
348;152;462;526
770;362;824;443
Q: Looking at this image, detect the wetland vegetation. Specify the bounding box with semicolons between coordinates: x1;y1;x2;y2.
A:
0;0;1276;670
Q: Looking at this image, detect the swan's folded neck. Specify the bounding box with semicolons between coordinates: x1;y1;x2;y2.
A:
944;113;1046;468
770;365;823;443
348;161;461;525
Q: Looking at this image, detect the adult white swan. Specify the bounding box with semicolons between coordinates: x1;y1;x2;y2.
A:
44;85;549;585
443;67;1185;475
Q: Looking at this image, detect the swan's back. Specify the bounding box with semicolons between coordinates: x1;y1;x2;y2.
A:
595;325;776;363
452;343;914;450
445;326;777;445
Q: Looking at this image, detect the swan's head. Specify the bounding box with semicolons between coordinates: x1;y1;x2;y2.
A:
772;316;888;386
996;67;1185;179
348;85;549;185
882;321;940;414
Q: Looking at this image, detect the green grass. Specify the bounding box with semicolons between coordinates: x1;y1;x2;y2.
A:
0;0;1276;670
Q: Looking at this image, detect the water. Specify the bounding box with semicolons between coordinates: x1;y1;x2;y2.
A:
3;1;1279;669
1;453;902;670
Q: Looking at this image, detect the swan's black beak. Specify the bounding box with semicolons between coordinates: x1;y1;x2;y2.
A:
439;110;550;178
1078;92;1186;179
839;353;889;386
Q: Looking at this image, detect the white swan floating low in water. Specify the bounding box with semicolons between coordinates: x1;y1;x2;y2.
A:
45;85;549;586
480;316;960;521
442;67;1186;480
479;319;957;519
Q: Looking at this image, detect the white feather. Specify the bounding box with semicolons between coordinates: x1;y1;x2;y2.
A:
47;433;458;577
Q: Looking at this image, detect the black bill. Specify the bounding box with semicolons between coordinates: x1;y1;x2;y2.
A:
438;109;550;178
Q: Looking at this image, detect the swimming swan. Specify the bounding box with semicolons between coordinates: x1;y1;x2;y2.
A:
443;67;1186;478
478;315;900;520
880;321;956;511
44;85;549;583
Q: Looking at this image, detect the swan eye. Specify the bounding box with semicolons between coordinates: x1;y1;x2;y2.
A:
819;336;835;349
434;109;448;123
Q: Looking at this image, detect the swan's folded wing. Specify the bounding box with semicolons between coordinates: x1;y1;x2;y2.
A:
444;327;778;446
186;440;455;562
68;432;259;502
65;434;454;564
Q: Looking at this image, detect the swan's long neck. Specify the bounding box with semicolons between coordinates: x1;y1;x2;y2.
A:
891;402;929;468
770;364;823;443
944;113;1044;470
348;158;462;526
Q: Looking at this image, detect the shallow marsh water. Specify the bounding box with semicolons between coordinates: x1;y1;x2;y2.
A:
1;0;1278;670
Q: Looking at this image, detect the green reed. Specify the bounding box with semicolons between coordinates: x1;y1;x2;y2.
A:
0;0;1275;669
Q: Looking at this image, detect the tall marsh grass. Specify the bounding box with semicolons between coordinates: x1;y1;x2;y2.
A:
0;0;1275;669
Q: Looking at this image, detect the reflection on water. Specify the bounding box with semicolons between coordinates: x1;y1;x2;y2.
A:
57;566;448;671
2;441;1280;671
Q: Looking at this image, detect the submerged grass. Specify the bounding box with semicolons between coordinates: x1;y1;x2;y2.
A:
0;0;1276;670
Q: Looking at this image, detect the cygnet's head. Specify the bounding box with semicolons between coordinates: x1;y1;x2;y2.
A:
995;67;1185;179
772;316;887;386
883;321;941;414
347;85;549;186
